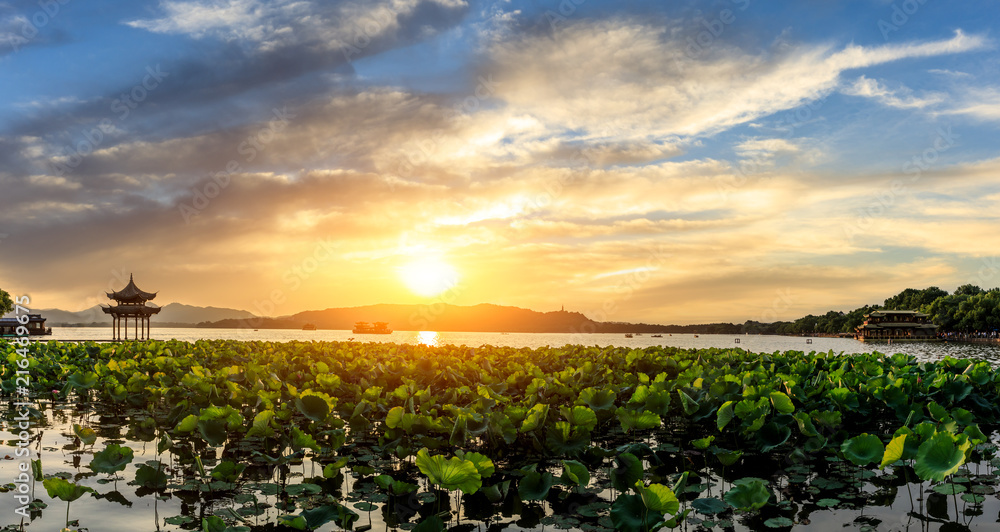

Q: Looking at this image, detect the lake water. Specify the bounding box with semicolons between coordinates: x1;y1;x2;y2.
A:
45;327;1000;364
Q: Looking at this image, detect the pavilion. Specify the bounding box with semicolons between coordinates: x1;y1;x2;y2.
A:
102;274;160;340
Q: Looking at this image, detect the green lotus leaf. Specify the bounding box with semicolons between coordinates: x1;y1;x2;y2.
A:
756;421;791;452
175;414;199;433
385;406;405;429
518;470;553;501
616;408;660;432
564;405;598;431
73;424;97;446
43;477;93;502
89;444;134;475
724;478;771;512
611;452;644;492
964;423;987;444
302;503;358;530
247;410;276;438
133;464;167;489
880;433;907;470
290;427;320;452
841;434;884;467
638;482;679;515
197;419;228;447
714;449;743;466
157;433;172;455
769;392;794;414
644;390;672;416
812;410;842;429
764;516;794;528
67;371;99;389
323;457;349;477
210;460;246;483
792;412;818;437
610;493;662;532
560;459;590;487
932;483;967;495
717;401;735;431
276;515;308;530
915;432;967;482
692;436;715;450
412;515;446;532
545;421;591;455
295;395;330;422
520;403;549;432
927;402;950;422
202;515;228;532
579;387;616;411
692;497;730;515
678;389;699;416
458;451;495;478
415;448;482;494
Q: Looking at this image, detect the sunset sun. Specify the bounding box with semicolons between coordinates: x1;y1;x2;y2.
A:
399;258;459;297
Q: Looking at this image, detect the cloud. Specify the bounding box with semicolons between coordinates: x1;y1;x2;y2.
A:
127;0;468;54
943;87;1000;122
488;24;985;141
841;75;943;109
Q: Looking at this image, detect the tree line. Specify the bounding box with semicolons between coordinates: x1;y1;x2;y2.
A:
741;285;1000;335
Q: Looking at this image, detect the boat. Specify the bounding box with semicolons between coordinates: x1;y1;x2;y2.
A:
353;321;392;334
302;323;317;330
693;335;699;338
624;333;633;338
0;314;53;337
651;334;662;338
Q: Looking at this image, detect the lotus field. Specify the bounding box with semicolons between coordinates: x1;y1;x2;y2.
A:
3;340;1000;531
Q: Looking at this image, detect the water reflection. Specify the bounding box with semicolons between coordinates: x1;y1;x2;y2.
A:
415;330;439;347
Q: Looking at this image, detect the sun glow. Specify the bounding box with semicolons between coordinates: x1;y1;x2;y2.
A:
399;257;459;297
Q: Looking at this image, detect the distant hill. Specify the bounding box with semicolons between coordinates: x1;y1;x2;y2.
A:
201;303;678;333
21;303;256;326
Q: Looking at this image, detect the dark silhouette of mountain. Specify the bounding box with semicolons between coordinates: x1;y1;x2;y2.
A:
31;303;256;326
202;303;603;332
198;303;715;333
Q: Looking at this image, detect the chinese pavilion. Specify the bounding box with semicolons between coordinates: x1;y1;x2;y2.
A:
102;274;160;340
854;310;939;342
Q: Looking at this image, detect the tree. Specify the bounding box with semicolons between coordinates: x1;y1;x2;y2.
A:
883;287;948;310
0;289;13;316
954;284;984;297
922;295;967;331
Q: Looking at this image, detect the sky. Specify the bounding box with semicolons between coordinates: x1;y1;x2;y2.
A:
1;0;999;325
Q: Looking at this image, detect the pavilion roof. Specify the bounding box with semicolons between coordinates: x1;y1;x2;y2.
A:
102;305;161;316
107;274;157;303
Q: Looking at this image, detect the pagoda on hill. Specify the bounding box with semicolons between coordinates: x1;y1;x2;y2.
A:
102;274;160;340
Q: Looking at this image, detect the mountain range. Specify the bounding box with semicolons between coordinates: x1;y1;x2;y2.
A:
22;302;681;333
28;303;257;326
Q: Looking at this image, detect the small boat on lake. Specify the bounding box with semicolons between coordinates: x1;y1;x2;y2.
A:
651;334;662;338
302;323;317;330
624;333;633;338
353;321;392;334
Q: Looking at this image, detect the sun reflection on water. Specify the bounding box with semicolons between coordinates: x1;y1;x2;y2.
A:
416;330;439;347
